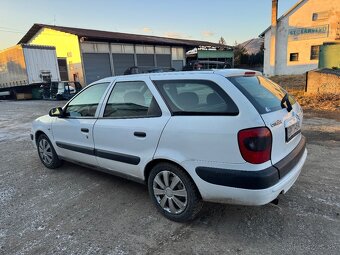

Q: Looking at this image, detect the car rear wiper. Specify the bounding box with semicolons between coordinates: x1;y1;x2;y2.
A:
281;93;292;112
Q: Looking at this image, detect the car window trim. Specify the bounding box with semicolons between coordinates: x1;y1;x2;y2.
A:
99;80;163;119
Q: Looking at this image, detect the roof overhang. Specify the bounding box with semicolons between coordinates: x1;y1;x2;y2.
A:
19;23;232;49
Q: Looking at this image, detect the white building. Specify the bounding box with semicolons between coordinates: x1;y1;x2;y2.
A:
260;0;340;76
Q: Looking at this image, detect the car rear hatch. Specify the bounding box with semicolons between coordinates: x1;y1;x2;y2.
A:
227;74;304;175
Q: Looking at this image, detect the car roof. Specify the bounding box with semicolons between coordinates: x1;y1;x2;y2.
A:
92;69;262;84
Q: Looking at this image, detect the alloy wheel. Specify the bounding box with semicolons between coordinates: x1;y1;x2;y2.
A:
153;170;188;214
38;138;53;165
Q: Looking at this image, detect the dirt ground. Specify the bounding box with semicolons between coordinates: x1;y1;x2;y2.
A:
0;100;339;255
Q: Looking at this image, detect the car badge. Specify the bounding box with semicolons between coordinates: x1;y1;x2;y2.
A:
271;120;282;127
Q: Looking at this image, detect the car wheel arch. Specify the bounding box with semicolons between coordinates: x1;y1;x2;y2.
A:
144;158;202;198
35;130;46;145
35;130;53;146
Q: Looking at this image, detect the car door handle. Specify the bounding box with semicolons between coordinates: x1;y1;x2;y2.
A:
134;131;146;137
81;128;89;133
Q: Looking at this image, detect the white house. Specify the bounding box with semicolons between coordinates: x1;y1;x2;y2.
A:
260;0;340;76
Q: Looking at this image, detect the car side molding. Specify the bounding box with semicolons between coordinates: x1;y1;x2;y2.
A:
56;141;140;165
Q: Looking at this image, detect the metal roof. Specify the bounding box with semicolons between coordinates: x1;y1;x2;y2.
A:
18;23;229;48
259;0;307;37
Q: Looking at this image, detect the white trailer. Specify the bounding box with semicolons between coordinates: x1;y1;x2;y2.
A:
0;44;60;97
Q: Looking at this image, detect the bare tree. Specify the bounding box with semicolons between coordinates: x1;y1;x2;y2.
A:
218;36;226;45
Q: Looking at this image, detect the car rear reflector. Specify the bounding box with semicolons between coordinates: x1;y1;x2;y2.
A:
238;127;272;164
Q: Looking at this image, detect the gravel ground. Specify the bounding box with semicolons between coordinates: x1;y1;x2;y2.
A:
0;100;339;255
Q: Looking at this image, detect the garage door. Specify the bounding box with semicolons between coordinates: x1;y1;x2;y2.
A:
156;54;171;67
83;53;111;84
136;54;154;67
112;53;135;75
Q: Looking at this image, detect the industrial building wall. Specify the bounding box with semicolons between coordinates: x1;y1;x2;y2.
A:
171;47;185;70
81;42;184;84
28;28;84;84
263;0;340;76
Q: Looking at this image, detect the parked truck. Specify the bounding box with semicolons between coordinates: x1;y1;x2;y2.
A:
0;44;61;99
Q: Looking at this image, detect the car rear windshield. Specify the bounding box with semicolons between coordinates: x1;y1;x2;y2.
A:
153;79;239;116
227;76;296;114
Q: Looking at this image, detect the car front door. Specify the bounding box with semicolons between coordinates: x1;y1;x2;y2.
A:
93;76;171;180
52;82;111;166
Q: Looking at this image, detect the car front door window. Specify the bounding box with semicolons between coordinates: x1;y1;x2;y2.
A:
65;82;110;117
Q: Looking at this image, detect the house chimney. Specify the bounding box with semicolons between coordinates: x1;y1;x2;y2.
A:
269;0;278;76
272;0;278;27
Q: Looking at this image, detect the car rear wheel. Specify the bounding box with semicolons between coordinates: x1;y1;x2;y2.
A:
37;134;62;169
148;163;203;222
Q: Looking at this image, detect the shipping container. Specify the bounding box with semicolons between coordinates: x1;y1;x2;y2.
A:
0;44;60;97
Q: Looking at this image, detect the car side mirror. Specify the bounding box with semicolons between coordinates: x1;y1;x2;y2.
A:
49;107;64;117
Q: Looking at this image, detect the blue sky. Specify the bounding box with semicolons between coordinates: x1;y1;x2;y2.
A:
0;0;298;49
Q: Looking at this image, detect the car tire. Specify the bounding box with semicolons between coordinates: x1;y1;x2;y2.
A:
148;163;203;222
37;134;62;169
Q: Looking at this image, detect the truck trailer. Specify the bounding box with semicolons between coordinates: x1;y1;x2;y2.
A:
0;44;61;98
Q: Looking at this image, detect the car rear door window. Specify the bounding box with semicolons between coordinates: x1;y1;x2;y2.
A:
227;76;296;114
103;81;161;118
153;79;238;115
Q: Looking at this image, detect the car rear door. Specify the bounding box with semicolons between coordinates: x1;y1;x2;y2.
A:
93;76;171;180
227;75;304;165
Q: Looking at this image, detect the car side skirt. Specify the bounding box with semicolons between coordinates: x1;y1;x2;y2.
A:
59;156;145;184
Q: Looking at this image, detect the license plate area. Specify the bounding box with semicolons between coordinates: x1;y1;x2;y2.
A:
285;121;301;142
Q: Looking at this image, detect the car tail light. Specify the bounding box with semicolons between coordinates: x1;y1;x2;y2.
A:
238;127;272;164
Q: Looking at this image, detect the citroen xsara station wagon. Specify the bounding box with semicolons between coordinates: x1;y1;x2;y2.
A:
31;69;307;222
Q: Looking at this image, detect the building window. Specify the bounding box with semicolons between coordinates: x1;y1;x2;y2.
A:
312;11;329;21
290;53;299;62
310;45;320;60
312;13;318;21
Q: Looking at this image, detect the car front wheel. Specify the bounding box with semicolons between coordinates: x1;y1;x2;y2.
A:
37;134;62;169
148;163;203;222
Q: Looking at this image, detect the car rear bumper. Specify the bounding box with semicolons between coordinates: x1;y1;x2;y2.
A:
194;136;307;205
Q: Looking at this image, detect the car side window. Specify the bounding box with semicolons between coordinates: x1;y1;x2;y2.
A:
103;81;161;118
65;82;110;117
154;79;239;115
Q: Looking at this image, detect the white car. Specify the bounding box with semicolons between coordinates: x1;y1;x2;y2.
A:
31;69;307;222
